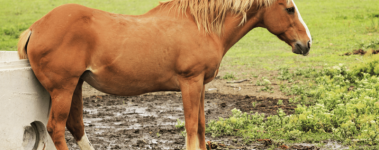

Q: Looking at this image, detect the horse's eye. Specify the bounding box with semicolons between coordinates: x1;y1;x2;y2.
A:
286;7;295;14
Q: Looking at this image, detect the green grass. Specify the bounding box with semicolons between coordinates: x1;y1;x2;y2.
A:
220;0;379;74
2;0;378;65
0;0;163;50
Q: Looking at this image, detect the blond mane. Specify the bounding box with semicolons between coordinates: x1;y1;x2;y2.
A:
161;0;284;35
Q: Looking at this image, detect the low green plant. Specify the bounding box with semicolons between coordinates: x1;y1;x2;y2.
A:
277;67;293;81
207;108;266;138
277;100;283;105
251;72;259;78
351;54;379;78
207;61;379;146
252;102;257;108
366;18;379;33
287;129;303;140
175;119;187;137
277;67;320;84
175;119;185;129
284;64;379;144
356;37;379;50
222;72;236;80
180;130;187;137
256;77;273;92
288;98;294;104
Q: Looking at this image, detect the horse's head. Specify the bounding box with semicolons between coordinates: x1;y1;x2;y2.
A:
258;0;312;56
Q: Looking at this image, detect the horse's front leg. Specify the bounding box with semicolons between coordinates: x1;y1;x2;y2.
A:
180;77;206;150
197;85;206;149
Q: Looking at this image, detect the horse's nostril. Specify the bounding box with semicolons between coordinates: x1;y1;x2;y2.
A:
296;43;302;48
307;40;311;49
295;43;303;54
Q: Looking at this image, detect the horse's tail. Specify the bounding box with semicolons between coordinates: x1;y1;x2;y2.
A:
17;29;32;59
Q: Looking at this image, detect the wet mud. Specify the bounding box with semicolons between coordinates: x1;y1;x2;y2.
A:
64;92;311;149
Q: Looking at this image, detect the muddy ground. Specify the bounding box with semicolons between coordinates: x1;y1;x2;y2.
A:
65;79;335;150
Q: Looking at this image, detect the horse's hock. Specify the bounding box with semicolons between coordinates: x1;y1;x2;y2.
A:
0;51;56;150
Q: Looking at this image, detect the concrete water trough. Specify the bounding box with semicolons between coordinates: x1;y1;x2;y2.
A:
0;51;56;150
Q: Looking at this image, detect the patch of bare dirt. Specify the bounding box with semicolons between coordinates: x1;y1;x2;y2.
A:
82;76;290;100
205;78;289;100
341;49;379;56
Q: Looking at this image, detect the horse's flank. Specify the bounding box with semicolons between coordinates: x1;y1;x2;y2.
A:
160;0;290;35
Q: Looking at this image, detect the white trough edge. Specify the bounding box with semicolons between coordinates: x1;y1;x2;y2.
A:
0;51;56;150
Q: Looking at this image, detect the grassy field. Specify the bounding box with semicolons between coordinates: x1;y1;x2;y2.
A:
2;0;379;149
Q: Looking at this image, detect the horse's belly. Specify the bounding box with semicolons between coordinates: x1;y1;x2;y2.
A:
81;70;180;96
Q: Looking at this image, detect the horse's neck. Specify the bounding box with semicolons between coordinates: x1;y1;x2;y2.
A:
147;4;263;56
220;11;263;55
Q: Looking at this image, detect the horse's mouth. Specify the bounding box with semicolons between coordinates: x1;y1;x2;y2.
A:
293;43;310;56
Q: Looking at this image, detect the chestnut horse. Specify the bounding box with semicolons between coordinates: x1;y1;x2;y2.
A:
17;0;311;149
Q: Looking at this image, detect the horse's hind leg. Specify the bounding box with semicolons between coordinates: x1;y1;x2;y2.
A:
66;79;95;150
45;77;80;150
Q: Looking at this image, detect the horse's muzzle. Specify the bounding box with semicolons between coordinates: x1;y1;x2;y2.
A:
293;41;311;56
